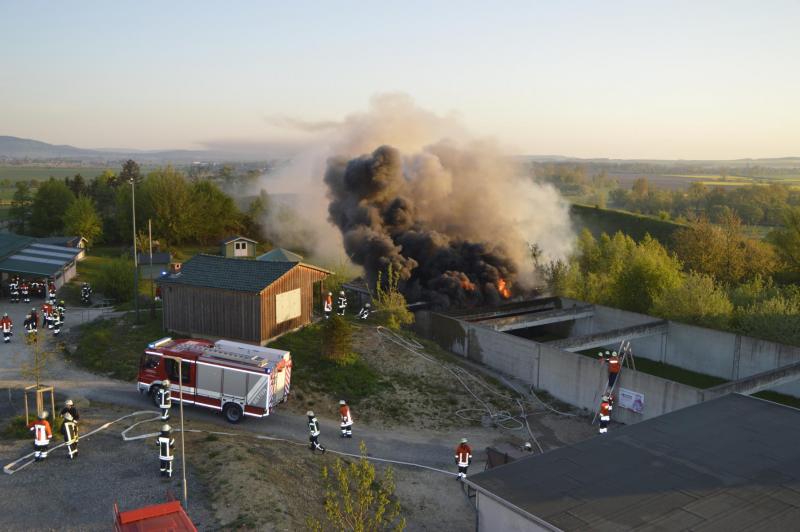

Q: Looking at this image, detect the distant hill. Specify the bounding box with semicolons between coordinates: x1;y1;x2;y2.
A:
0;136;102;159
0;135;265;163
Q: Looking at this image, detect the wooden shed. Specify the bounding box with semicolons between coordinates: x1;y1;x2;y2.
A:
157;254;329;345
220;235;258;258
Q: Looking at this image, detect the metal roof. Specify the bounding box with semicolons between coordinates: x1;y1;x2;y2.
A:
256;248;304;263
219;235;258;245
466;394;800;531
156;254;297;292
0;233;79;277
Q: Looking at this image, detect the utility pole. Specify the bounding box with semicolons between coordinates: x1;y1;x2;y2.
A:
131;177;140;323
149;219;155;319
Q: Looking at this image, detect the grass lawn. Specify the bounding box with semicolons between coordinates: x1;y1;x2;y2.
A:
268;321;382;405
65;311;165;381
0;165;113;182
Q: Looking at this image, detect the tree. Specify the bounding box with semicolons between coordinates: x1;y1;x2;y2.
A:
64;173;87;196
768;206;800;270
189;180;241;243
651;272;733;329
375;265;414;330
96;258;135;302
307;441;406;532
611;235;683;313
119;159;142;184
63;195;103;245
9;181;33;233
138;167;194;244
321;314;356;365
29;178;76;236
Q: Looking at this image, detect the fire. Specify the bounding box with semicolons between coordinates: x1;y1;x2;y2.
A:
461;278;476;291
497;278;511;299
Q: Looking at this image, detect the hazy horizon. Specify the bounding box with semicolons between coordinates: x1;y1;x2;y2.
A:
2;1;799;160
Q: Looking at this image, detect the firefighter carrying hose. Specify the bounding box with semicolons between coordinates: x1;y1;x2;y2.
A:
324;292;333;319
358;303;371;320
455;438;472;480
156;424;175;477
29;411;52;461
62;412;78;459
307;411;326;454
337;290;347;316
339;400;353;438
60;399;80;423
599;395;613;434
1;313;12;343
158;380;172;421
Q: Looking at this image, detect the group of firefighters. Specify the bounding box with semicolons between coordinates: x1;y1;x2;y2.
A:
27;399;81;462
0;302;67;344
7;277;56;305
323;290;372;320
597;349;622;435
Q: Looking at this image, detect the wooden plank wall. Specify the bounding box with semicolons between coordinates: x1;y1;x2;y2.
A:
260;265;328;342
162;284;261;343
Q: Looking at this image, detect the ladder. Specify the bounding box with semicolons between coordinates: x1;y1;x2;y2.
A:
591;341;635;425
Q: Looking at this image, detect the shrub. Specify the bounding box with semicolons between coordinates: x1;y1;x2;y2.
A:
321;315;356;366
96;257;135;302
375;265;414;330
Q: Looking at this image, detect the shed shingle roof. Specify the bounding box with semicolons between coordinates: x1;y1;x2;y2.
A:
256;248;303;263
157;254;296;292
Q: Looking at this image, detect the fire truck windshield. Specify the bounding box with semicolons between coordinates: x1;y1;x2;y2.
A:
142;353;160;369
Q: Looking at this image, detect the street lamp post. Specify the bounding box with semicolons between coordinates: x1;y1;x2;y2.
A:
131;178;140;323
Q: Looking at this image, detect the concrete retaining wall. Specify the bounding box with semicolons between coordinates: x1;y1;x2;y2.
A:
417;311;704;424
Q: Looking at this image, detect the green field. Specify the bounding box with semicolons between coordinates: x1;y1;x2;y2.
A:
0;165;114;182
570;203;685;245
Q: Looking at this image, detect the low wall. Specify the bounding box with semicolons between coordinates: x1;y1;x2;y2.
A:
417;311;704;424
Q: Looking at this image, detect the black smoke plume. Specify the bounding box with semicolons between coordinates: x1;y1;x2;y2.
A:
325;144;521;308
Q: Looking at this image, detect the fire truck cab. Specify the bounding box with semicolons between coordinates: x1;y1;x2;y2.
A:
137;337;292;423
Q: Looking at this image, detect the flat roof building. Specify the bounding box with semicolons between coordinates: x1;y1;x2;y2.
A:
466;394;800;531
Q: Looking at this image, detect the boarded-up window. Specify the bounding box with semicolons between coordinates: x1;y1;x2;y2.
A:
275;288;301;324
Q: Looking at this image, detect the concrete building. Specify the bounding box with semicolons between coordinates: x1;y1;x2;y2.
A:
466;394;800;531
0;233;83;289
157;254;329;345
220;235;257;258
417;297;800;425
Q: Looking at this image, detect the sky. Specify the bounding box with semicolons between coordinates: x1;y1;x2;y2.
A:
1;1;798;159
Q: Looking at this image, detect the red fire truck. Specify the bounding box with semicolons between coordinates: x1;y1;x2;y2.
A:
137;337;292;423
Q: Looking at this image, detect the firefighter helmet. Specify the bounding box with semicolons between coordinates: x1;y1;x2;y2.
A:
602;395;610;402
65;399;73;407
162;379;171;387
161;424;171;433
306;410;315;417
612;351;618;357
339;399;346;405
328;292;332;296
2;312;6;317
63;412;73;422
460;437;468;444
339;290;345;296
524;442;532;451
39;410;49;420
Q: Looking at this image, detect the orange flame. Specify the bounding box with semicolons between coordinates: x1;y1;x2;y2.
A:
461;278;476;291
497;278;511;298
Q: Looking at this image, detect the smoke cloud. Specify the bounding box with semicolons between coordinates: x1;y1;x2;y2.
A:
251;94;574;307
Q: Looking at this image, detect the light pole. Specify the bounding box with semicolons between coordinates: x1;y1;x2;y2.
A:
130;177;140;323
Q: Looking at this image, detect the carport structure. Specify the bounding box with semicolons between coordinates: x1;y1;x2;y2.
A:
0;233;81;289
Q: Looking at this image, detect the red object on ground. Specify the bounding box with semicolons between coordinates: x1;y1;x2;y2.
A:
114;500;196;532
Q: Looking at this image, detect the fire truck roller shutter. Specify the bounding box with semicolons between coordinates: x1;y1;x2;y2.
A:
245;372;271;409
222;369;247;398
196;364;223;399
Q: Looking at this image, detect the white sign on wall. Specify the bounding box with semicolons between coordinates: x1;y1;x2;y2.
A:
275;288;301;324
618;388;645;413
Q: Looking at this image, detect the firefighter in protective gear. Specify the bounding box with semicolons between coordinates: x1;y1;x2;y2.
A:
339;400;353;438
323;292;333;319
307;411;326;453
80;283;92;305
29;411;52;461
606;351;621;389
455;438;472;479
42;302;53;330
62;412;79;459
1;313;12;343
21;281;30;303
358;303;371;320
9;278;19;303
57;300;66;323
60;399;80;423
599;395;612;434
23;314;35;337
158;380;172;421
52;308;63;336
48;281;56;304
156;424;175;477
337;290;347;316
30;308;39;331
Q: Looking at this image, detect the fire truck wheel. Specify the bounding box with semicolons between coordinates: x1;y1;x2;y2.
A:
223;403;243;424
150;388;160;407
